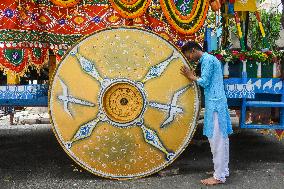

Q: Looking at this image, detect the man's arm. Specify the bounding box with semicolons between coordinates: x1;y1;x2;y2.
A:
196;60;214;88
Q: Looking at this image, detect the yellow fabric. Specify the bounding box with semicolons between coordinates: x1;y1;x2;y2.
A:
258;22;266;37
237;23;243;38
7;71;20;85
234;0;257;12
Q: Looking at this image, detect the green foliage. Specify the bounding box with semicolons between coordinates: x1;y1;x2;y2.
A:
249;11;282;50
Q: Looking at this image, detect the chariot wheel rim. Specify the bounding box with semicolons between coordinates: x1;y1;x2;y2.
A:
49;27;200;179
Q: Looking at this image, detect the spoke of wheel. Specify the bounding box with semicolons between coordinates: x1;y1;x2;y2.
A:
148;84;193;128
65;117;101;149
139;124;175;161
148;102;183;113
58;77;95;117
70;47;104;84
171;84;192;105
141;50;179;83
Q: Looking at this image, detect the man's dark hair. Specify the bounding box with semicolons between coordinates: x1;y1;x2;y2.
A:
181;41;203;53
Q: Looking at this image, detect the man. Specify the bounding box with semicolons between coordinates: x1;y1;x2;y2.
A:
180;41;233;185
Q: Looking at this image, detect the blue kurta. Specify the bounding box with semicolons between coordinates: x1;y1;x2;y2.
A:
197;52;233;138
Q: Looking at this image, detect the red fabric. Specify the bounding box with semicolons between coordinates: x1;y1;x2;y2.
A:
0;1;197;74
275;130;284;140
0;1;195;41
0;48;48;74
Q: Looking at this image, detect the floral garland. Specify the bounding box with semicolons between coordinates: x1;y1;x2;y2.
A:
168;0;198;20
211;49;284;63
109;0;151;18
49;0;82;8
160;0;209;34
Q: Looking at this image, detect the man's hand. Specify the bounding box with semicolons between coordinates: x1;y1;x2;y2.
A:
180;65;198;81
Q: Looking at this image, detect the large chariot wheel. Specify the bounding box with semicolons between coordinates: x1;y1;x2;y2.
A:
49;27;200;179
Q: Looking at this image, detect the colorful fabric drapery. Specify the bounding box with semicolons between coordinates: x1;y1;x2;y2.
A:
0;0;206;75
0;47;49;76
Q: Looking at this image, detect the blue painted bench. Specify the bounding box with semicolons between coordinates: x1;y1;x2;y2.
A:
224;75;284;130
0;84;48;107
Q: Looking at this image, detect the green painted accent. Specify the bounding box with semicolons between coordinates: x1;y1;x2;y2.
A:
239;37;245;51
246;60;258;78
261;62;273;78
58;49;66;56
175;0;194;16
33;48;42;59
4;49;24;66
262;37;270;49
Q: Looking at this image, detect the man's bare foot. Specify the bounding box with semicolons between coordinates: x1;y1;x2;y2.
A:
201;177;223;185
206;171;214;175
206;171;229;177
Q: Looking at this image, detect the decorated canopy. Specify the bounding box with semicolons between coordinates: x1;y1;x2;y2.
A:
0;0;209;76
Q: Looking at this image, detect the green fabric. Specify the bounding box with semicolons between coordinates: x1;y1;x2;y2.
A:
33;48;42;59
0;30;82;46
175;0;194;16
4;49;24;66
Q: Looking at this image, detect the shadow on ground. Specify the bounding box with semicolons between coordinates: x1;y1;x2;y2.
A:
0;125;283;188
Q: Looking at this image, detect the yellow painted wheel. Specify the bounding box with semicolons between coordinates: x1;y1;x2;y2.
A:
49;27;200;179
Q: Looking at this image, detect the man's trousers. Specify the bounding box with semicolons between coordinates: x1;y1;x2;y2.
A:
208;111;230;183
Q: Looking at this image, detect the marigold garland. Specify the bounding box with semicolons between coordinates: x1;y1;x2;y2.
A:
49;0;82;8
169;0;198;20
120;0;139;5
109;0;151;19
160;0;209;34
166;0;201;23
